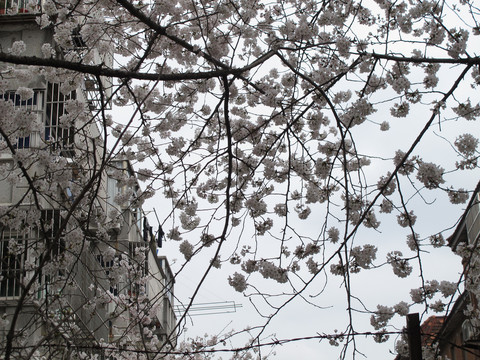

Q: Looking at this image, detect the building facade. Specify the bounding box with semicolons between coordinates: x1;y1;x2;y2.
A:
439;182;480;360
0;5;176;359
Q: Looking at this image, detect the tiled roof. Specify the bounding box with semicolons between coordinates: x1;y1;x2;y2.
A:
421;315;446;347
394;315;447;359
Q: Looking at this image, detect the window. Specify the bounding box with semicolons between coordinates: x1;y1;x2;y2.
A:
0;0;41;14
0;84;77;154
0;228;28;298
129;242;148;273
36;210;67;299
0;210;66;299
0;90;44;149
41;209;65;257
45;83;76;154
97;254;118;296
128;242;147;298
71;27;87;49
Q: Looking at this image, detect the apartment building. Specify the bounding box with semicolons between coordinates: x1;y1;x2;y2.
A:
0;4;176;358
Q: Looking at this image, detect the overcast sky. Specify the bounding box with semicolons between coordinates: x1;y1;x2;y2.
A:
108;9;480;357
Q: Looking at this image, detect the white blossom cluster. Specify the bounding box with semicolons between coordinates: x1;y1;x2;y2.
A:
228;272;248;293
349;245;377;273
370;305;395;330
397;211;417;228
387;251;413;278
409;280;457;304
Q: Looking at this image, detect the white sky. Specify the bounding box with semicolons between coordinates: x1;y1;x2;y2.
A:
108;4;480;357
143;78;478;358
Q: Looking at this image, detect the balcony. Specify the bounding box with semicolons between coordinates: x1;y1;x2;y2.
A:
0;0;41;15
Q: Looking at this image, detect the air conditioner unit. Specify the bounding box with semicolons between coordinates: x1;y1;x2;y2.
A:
110;222;121;233
82;206;106;235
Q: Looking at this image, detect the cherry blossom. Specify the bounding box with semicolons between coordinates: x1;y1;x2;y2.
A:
0;0;479;359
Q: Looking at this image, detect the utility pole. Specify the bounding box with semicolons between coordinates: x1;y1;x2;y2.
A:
407;313;422;360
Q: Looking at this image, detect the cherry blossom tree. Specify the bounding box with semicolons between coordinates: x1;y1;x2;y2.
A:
1;0;480;359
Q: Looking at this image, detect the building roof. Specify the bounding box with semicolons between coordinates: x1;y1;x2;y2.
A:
421;315;446;347
448;180;480;250
394;315;446;360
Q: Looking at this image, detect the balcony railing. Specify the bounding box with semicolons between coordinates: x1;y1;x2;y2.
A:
0;0;41;14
